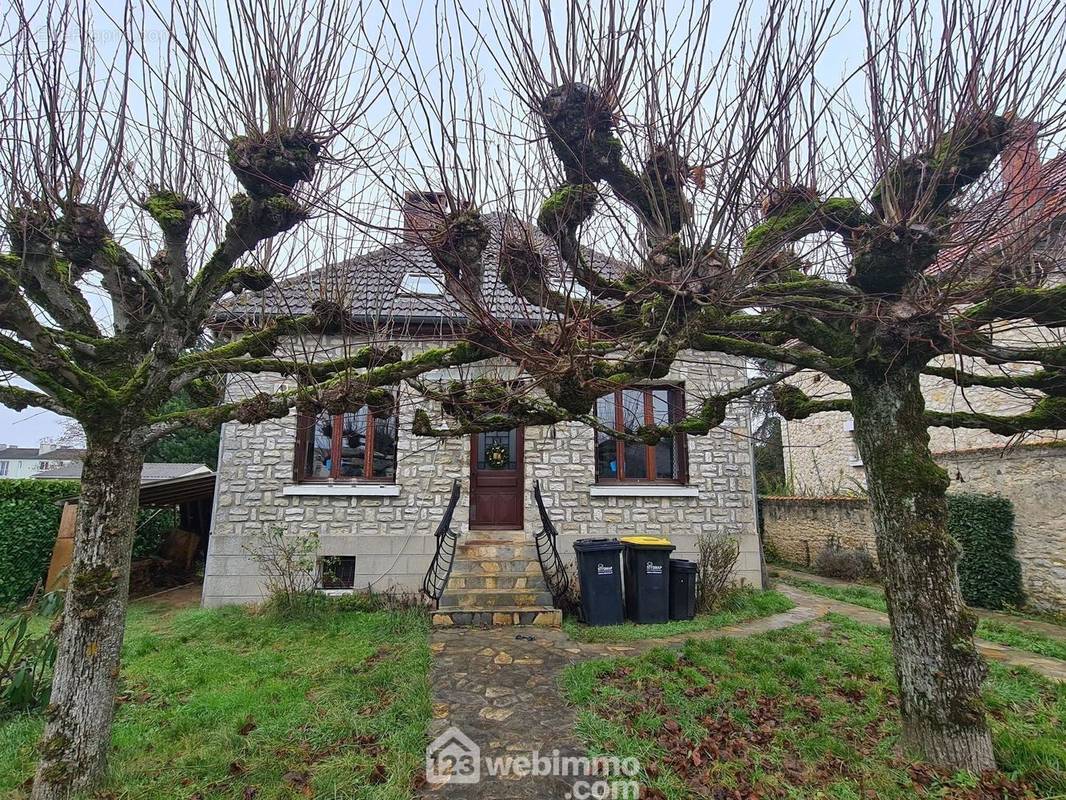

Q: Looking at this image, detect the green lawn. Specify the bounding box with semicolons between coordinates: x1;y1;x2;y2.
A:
777;576;1066;661
562;589;794;643
563;614;1066;799
0;601;431;799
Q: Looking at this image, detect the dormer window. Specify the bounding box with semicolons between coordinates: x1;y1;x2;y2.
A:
400;273;444;296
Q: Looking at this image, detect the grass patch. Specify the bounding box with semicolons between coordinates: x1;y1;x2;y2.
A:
777;575;888;612
562;589;794;643
777;576;1066;661
563;614;1066;799
977;619;1066;661
0;600;431;799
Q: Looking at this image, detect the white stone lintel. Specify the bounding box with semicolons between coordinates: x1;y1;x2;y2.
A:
281;483;401;497
588;484;699;498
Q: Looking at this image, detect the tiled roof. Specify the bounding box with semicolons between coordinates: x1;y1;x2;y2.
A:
212;213;628;327
0;447;42;460
34;462;211;481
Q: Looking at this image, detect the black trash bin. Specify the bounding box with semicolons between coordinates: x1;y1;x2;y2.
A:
573;538;625;626
621;536;676;624
669;559;698;620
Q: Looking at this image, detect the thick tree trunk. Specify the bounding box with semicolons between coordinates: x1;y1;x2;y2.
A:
851;369;995;772
31;436;144;800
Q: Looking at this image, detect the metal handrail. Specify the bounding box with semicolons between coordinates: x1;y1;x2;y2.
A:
533;479;572;607
421;479;462;606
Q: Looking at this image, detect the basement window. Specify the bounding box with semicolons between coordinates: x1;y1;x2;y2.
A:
318;556;356;590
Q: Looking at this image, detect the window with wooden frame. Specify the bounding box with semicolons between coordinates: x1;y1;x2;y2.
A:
594;386;687;483
294;405;398;482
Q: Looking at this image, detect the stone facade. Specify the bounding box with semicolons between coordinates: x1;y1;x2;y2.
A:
203;338;762;606
764;444;1066;612
759;497;875;567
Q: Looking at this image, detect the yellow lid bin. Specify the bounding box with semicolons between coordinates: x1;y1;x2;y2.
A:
619;536;673;547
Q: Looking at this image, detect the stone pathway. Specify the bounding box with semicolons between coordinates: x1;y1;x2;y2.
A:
777;583;1066;681
420;627;588;800
772;566;1066;641
421;586;1066;798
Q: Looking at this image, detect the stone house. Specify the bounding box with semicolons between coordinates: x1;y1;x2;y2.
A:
778;127;1066;611
202;197;763;616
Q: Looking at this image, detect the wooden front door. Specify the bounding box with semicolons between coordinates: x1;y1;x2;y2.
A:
470;429;524;530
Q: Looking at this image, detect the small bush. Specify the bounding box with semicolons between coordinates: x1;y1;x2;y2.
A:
813;537;876;580
1;591;64;715
245;526;319;615
695;531;740;613
948;493;1024;610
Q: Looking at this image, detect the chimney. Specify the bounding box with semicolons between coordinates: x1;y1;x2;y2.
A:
401;191;449;242
1001;119;1042;211
38;437;57;455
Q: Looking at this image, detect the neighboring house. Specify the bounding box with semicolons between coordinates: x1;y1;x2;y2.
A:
0;439;85;479
202;194;763;611
33;462;212;481
780;125;1066;611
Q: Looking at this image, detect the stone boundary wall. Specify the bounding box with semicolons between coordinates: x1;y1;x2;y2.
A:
761;445;1066;613
759;497;875;567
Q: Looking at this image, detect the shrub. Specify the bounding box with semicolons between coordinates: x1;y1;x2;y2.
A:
813;537;876;580
948;493;1024;610
0;480;80;607
695;531;740;613
1;590;64;715
245;526;319;614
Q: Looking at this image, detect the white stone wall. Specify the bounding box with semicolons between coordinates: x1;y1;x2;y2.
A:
203;339;762;606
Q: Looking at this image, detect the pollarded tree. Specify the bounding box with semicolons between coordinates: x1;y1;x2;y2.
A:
379;0;1066;771
0;2;486;797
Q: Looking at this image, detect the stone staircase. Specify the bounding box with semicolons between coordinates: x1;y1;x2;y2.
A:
431;531;562;627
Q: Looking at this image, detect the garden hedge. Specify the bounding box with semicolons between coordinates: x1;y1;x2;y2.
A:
0;480;80;607
0;480;178;607
947;492;1024;610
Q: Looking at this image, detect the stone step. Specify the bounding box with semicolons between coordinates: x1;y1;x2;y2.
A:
456;542;538;560
449;557;543;576
439;589;555;609
446;573;548;591
463;531;529;544
431;606;562;628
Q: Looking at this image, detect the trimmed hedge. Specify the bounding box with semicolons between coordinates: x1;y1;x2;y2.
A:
948;492;1024;610
0;480;179;607
0;480;80;607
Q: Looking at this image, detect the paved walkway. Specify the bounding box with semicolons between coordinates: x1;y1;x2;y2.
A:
421;585;1066;798
772;566;1066;641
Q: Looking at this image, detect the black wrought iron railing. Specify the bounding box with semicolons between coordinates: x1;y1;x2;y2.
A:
533;480;572;607
421;479;462;606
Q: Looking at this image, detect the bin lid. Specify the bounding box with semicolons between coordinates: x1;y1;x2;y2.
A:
670;559;698;572
620;535;674;548
574;537;623;552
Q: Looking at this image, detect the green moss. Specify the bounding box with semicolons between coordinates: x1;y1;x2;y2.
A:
537;183;597;235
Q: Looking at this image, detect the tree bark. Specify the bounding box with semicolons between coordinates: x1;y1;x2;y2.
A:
31;436;144;800
851;369;995;772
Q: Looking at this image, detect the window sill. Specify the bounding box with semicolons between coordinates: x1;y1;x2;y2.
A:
589;484;699;498
849;460;864;467
282;484;400;497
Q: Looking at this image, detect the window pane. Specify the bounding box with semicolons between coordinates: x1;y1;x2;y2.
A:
620;390;647;479
304;410;334;478
477;429;517;470
339;409;368;477
372;413;398;478
594;395;617;479
651;389;680;480
320;556;356;589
